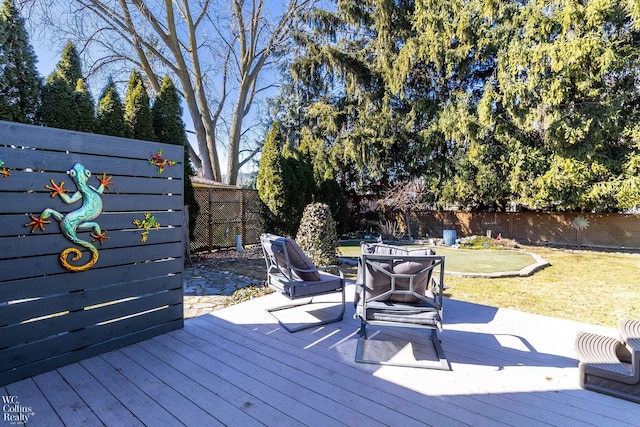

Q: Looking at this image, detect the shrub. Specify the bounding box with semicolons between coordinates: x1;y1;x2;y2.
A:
296;202;338;266
460;235;519;249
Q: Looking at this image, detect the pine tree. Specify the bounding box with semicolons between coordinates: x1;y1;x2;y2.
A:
95;79;128;137
152;76;199;239
74;78;95;133
0;0;40;124
316;178;349;236
56;41;82;85
39;75;77;129
124;70;155;141
281;142;313;234
39;41;94;131
257;122;289;235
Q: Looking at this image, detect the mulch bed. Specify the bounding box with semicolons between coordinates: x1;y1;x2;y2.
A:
190;245;267;281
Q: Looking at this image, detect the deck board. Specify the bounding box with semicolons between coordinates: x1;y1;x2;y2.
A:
78;355;181;426
4;284;640;426
2;379;62;426
56;363;143;427
135;337;296;426
31;370;103;426
184;320;435;427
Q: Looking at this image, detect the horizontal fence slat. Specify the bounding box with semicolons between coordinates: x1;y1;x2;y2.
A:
0;258;182;303
0;192;183;214
0;317;183;388
0;170;182;194
0;121;183;164
0;276;182;347
0;307;183;386
1;211;184;238
0;146;183;180
0;290;182;365
0;242;182;282
0;227;182;260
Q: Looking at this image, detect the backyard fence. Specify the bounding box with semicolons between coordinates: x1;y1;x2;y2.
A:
190;185;261;252
412;210;640;250
0;121;184;386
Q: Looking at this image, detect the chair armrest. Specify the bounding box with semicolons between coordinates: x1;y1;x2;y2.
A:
315;265;345;279
430;275;444;305
287;264;344;280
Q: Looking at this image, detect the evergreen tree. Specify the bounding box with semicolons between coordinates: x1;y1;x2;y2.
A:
74;78;95;133
124;70;155;141
273;1;419;194
0;0;40;123
316;178;349;236
56;40;83;85
95;79;128;137
39;75;77;129
257;122;290;235
152;76;199;239
39;41;94;131
274;0;640;212
481;0;640;210
281;141;314;234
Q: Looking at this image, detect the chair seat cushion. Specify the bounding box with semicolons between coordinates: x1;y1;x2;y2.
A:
270;271;342;299
364;300;440;326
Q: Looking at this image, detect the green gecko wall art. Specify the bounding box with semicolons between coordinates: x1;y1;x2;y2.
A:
25;163;113;272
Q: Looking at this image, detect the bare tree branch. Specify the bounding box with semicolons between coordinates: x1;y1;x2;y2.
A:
26;0;316;184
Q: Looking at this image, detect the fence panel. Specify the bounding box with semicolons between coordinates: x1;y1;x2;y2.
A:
413;211;640;249
191;186;261;252
0;121;184;386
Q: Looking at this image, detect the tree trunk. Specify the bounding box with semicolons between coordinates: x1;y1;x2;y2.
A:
226;84;249;185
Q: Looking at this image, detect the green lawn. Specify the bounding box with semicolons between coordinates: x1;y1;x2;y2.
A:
338;243;640;327
339;244;535;273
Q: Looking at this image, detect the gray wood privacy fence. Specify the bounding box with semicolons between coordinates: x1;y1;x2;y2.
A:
0;121;184;386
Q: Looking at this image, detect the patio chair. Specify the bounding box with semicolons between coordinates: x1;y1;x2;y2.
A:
575;318;640;403
260;233;346;333
354;242;450;370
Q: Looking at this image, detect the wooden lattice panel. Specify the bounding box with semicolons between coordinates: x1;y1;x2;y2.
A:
191;187;262;252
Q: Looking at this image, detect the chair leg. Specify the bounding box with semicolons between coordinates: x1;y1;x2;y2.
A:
355;325;451;370
266;287;346;333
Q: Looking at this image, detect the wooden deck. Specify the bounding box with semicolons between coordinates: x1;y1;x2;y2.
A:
3;285;639;426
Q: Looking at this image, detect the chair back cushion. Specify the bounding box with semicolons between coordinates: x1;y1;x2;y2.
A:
262;234;321;281
359;243;435;304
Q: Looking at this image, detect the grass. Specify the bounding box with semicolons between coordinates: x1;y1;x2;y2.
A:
444;247;640;327
339;244;535;273
337;243;640;327
424;247;536;273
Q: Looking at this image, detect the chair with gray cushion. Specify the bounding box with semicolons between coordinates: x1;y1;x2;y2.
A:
260;233;345;332
354;242;449;370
